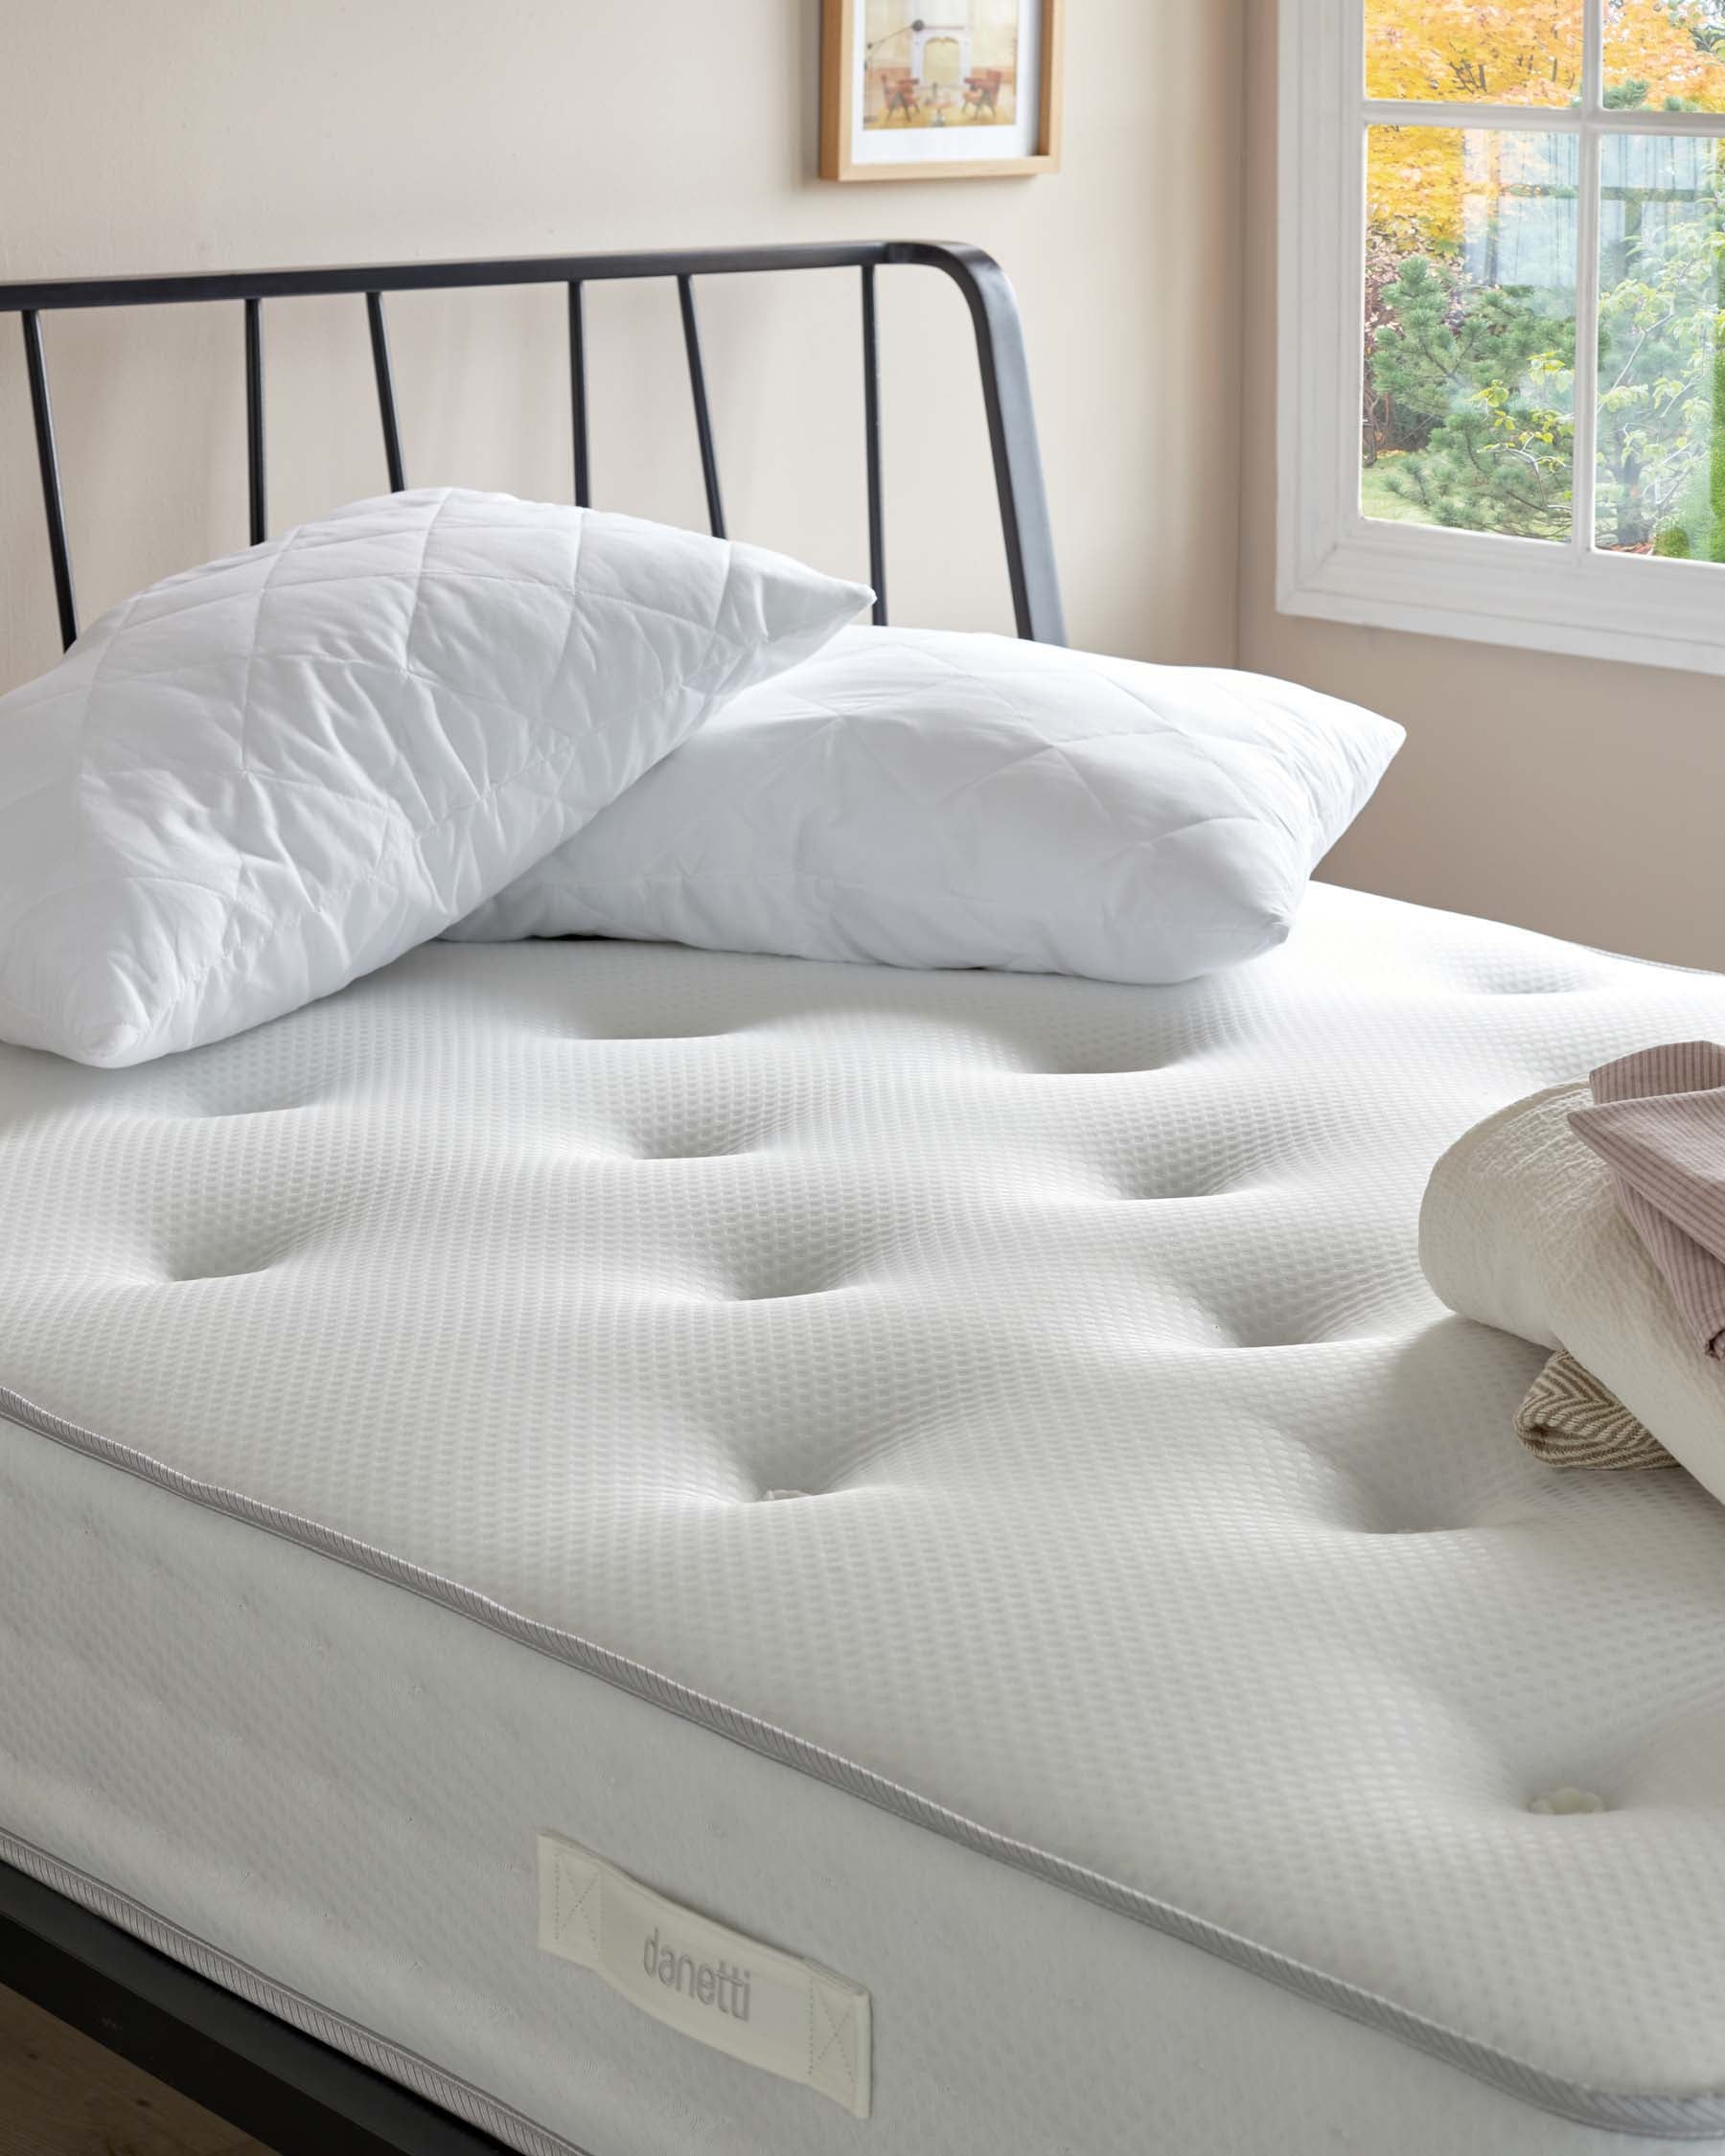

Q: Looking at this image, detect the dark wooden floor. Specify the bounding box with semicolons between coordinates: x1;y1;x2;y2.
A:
0;1983;276;2156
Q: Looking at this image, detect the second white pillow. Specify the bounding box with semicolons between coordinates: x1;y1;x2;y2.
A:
451;626;1405;984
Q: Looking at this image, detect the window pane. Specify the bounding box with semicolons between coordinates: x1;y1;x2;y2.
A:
1597;133;1725;557
1364;126;1577;539
1603;1;1725;115
1366;0;1582;104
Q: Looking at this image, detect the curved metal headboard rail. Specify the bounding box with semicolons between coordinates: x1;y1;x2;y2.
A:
0;240;1065;654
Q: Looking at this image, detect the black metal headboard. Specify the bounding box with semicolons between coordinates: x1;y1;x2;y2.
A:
0;240;1065;654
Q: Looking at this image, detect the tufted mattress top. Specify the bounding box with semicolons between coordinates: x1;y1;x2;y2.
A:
6;880;1725;2140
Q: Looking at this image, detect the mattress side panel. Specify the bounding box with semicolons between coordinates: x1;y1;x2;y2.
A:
2;1419;1716;2156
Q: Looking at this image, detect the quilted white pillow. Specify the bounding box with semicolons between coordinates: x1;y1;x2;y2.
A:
451;626;1404;983
0;488;866;1067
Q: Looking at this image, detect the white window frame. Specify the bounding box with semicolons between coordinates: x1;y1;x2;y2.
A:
1278;0;1725;677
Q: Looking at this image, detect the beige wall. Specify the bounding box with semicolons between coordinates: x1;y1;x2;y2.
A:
1240;0;1725;972
16;2;1699;973
0;0;1244;695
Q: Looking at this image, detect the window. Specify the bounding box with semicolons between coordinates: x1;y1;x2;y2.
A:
1279;0;1725;674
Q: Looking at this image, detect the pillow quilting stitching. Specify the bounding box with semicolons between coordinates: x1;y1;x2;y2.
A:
683;542;794;716
637;667;1283;915
899;640;1322;855
782;639;1303;834
619;708;861;881
74;727;578;1064
549;814;1269;930
811;701;1267;964
414;570;760;643
218;523;405;1050
159;725;601;1055
454;626;1402;984
0;488;866;1064
1058;662;1309;836
526;512;591;756
372;490;447;765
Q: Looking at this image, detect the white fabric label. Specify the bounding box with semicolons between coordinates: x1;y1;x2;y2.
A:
536;1832;871;2119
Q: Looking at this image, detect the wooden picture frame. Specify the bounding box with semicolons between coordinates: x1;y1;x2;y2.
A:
820;0;1064;182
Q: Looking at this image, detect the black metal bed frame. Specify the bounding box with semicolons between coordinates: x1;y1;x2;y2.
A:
1;238;1065;654
0;237;1062;2155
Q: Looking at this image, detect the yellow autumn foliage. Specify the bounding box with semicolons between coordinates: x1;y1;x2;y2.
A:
1366;0;1583;103
1609;0;1725;104
1368;0;1725;248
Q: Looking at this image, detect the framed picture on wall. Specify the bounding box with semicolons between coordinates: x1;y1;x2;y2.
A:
819;0;1064;182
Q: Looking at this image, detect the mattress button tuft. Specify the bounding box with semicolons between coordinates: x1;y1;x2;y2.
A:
1528;1787;1607;1816
763;1488;813;1502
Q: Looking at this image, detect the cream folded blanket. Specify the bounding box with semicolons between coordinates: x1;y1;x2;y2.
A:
1420;1083;1725;1505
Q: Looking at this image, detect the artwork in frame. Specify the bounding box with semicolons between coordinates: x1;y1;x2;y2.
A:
820;0;1063;181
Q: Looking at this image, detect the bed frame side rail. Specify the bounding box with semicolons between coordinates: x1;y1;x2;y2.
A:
0;1855;525;2156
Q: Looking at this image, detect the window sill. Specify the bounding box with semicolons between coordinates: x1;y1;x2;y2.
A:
1279;516;1725;677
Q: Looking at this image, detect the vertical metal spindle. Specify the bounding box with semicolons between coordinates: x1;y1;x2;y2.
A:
567;281;592;509
860;264;887;626
365;290;407;493
677;275;725;539
20;310;78;650
243;298;267;544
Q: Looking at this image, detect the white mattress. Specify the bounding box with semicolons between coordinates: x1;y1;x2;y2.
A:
5;882;1725;2153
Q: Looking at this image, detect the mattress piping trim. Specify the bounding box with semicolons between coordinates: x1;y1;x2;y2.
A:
0;1828;590;2156
5;1381;1721;2143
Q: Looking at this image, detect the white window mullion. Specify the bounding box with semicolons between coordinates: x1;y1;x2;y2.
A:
1361;98;1725;140
1570;0;1605;562
1362;98;1573;132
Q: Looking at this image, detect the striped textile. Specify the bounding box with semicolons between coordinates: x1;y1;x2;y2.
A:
1514;1349;1677;1470
1569;1042;1725;1362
